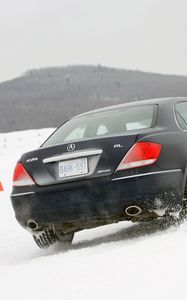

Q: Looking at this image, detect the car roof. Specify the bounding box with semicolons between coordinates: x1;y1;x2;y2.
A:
73;97;187;118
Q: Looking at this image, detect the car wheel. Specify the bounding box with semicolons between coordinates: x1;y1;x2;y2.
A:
33;228;57;249
164;180;187;223
56;232;74;244
179;179;187;220
33;229;74;249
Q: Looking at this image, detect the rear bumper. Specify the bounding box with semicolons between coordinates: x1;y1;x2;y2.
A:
11;169;184;228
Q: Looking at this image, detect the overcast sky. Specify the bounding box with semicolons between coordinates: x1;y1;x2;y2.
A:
0;0;186;82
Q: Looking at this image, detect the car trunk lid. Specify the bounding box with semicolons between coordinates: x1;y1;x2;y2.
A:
21;133;138;186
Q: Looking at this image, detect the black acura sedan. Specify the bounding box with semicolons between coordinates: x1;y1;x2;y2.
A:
11;97;187;248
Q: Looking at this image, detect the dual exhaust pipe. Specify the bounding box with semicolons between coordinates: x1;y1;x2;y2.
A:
125;206;142;217
27;206;142;230
27;219;39;231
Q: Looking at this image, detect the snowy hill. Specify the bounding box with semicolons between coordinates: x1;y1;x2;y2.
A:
0;128;187;300
1;65;187;132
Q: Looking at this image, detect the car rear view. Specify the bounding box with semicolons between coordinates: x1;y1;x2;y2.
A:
11;99;185;248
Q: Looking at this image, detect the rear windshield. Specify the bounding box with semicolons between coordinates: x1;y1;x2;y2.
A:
43;104;157;147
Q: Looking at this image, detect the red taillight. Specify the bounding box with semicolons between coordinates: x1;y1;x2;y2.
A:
13;163;35;186
116;142;162;171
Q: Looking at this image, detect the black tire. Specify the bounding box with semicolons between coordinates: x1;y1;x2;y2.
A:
56;232;74;245
33;229;74;249
164;180;187;224
33;228;57;249
179;179;187;220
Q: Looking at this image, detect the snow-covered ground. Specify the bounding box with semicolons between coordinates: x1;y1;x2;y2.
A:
0;129;187;300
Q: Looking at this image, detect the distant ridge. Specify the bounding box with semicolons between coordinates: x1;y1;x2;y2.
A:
0;65;187;132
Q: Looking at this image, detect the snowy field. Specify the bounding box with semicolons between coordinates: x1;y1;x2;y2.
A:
0;129;187;300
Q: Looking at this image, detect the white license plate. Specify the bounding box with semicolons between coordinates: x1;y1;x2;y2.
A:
59;158;88;178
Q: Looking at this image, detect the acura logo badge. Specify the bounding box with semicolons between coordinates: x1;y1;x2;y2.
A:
67;143;76;152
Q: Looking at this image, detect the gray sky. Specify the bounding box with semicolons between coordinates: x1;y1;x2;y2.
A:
0;0;187;82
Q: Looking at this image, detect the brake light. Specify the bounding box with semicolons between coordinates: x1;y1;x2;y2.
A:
13;163;35;186
116;142;162;171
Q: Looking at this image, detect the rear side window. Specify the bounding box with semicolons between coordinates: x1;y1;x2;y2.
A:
43;104;157;147
175;102;187;130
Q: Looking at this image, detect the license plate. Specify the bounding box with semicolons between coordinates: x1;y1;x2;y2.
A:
59;158;88;178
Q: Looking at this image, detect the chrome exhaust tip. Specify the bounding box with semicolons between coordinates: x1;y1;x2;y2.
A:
27;219;39;231
125;206;142;217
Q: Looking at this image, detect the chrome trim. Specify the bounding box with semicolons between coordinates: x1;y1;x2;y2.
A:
27;219;39;231
11;191;35;197
112;169;182;181
43;149;103;163
125;206;142;216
